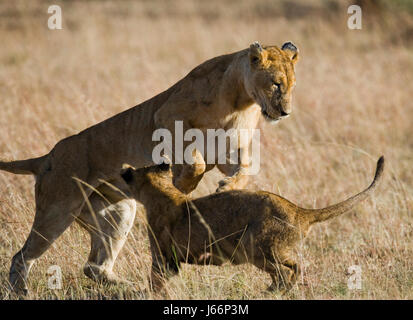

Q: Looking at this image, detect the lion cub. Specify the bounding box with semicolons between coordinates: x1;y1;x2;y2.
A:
121;157;384;292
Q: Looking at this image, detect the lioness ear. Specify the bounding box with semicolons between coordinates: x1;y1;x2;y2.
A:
281;42;299;63
120;167;134;184
249;41;267;66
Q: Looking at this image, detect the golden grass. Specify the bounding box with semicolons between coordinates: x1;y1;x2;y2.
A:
0;0;412;299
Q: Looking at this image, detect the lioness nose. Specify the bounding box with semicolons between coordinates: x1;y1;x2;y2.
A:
280;110;290;117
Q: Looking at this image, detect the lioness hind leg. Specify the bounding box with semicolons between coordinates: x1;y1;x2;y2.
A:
77;193;137;284
8;160;94;295
9;199;84;295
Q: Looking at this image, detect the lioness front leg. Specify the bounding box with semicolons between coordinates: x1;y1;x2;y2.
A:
216;163;249;192
154;109;207;194
172;149;206;194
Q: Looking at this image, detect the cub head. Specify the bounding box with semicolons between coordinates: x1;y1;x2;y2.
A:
120;162;171;195
245;41;299;123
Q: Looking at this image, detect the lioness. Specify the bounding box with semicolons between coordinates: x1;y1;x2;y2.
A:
0;42;299;294
120;157;384;292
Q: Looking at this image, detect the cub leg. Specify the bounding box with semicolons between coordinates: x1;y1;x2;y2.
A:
252;253;299;293
147;232;179;292
149;258;179;293
267;264;297;293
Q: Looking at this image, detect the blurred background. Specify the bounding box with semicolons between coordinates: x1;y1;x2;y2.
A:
0;0;412;299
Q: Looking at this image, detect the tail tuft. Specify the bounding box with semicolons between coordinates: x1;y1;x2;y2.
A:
372;156;385;186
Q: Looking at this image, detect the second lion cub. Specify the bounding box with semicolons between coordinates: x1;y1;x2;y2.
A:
121;157;384;292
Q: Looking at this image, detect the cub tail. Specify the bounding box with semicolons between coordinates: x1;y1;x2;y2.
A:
302;156;384;224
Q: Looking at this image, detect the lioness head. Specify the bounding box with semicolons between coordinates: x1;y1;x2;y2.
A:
245;41;299;123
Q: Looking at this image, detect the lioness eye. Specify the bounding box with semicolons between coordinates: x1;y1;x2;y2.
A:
272;81;280;88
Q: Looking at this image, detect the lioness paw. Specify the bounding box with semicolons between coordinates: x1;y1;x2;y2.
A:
216;177;233;192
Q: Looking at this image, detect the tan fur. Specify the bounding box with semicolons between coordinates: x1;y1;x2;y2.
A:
0;42;298;294
121;157;384;292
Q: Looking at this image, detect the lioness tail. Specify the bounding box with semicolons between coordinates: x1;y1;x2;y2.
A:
0;155;47;175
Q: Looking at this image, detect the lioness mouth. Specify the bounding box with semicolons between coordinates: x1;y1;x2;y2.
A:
261;109;280;122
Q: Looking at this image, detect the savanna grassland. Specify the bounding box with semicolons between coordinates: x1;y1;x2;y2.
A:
0;0;412;299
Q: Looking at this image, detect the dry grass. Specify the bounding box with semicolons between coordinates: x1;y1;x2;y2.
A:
0;0;412;299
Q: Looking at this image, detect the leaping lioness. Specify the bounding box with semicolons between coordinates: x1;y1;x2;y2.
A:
0;42;299;294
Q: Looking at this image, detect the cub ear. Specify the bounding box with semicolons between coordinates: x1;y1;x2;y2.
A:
249;41;267;66
281;41;299;63
120;166;134;184
158;161;171;172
